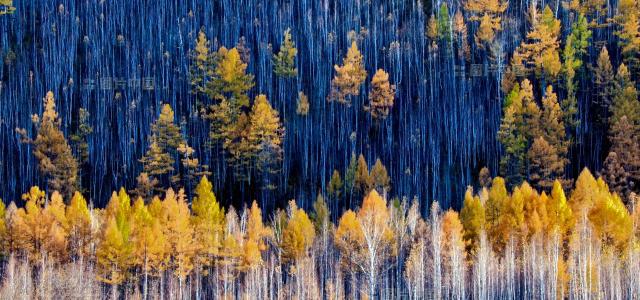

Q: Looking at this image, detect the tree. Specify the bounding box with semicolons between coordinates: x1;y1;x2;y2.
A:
460;188;486;253
70;108;93;167
569;168;601;212
160;188;195;286
478;167;492;189
608;116;640;194
66;191;92;259
546;180;573;235
370;158;391;195
328;41;367;104
242;201;271;270
190;30;213;97
17;92;78;199
296;92;309;116
528;137;566;192
140;104;185;183
248;94;285;176
365;69;396;119
281;201;315;264
273;28;298;78
610;85;640;128
327;170;344;200
514;5;562;80
191;176;225;268
464;0;509;47
599;152;632;200
562;14;591;131
355;154;372;194
593;47;615;121
615;0;640;72
588;189;633;250
130;197;167;298
498;83;528;186
211;47;255;109
540;85;568;157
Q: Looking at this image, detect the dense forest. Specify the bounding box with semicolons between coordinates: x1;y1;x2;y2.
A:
1;0;640;298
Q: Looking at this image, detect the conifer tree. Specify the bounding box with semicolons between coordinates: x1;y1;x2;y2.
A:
191;176;225;268
355;154;372;194
370;158;391;195
365;69;396;119
615;0;640;72
329;41;367;104
248;94;285;178
190;30;213;97
464;0;508;48
66;191;92;259
514;5;562;80
528;137;565;192
17;92;79;199
327;170;344;200
211;47;255;109
273;28;298;78
281;200;315;264
547;180;573;235
460;188;486;253
608;116;640;195
594;47;615;121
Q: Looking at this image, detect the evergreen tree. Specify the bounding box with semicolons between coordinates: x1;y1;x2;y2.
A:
528;137;566;192
609;116;640;194
594;46;615;122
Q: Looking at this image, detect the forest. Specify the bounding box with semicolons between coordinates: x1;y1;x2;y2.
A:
0;0;639;298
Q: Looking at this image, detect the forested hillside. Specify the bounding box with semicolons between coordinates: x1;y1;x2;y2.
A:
1;0;640;298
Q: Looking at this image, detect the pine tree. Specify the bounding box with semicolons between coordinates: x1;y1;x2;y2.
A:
273;28;298;78
365;69;396;119
562;14;591;130
140;104;185;183
329;41;367;104
17;92;79;199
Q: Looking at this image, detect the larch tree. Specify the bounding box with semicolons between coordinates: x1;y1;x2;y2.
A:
17;92;79;199
248;94;285;181
355;154;372;195
460;188;486;254
191;176;225;269
281;200;316;264
547;180;574;236
65;191;92;259
562;14;591;131
189;30;213;97
593;46;615;122
328;41;367;104
130;197;167;299
370;158;391;195
273;28;298;78
327;169;344;201
211;47;255;109
514;5;562;80
365;69;396;119
615;0;640;72
242;201;272;270
160;188;195;290
608;116;640;196
140;104;186;185
463;0;509;48
599;152;632;201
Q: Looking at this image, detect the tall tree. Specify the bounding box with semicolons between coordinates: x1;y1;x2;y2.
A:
593;46;615;122
514;5;562;80
191;176;225;269
17;92;78;198
281;200;315;264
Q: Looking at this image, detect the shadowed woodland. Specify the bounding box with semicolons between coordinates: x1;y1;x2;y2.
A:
0;0;640;298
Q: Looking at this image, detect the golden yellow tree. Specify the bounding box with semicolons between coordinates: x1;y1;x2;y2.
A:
281;200;316;264
160;188;195;284
463;0;508;47
66;191;92;259
191;176;225;269
329;41;367;104
365;69;396;119
514;5;562;79
460;188;486;253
